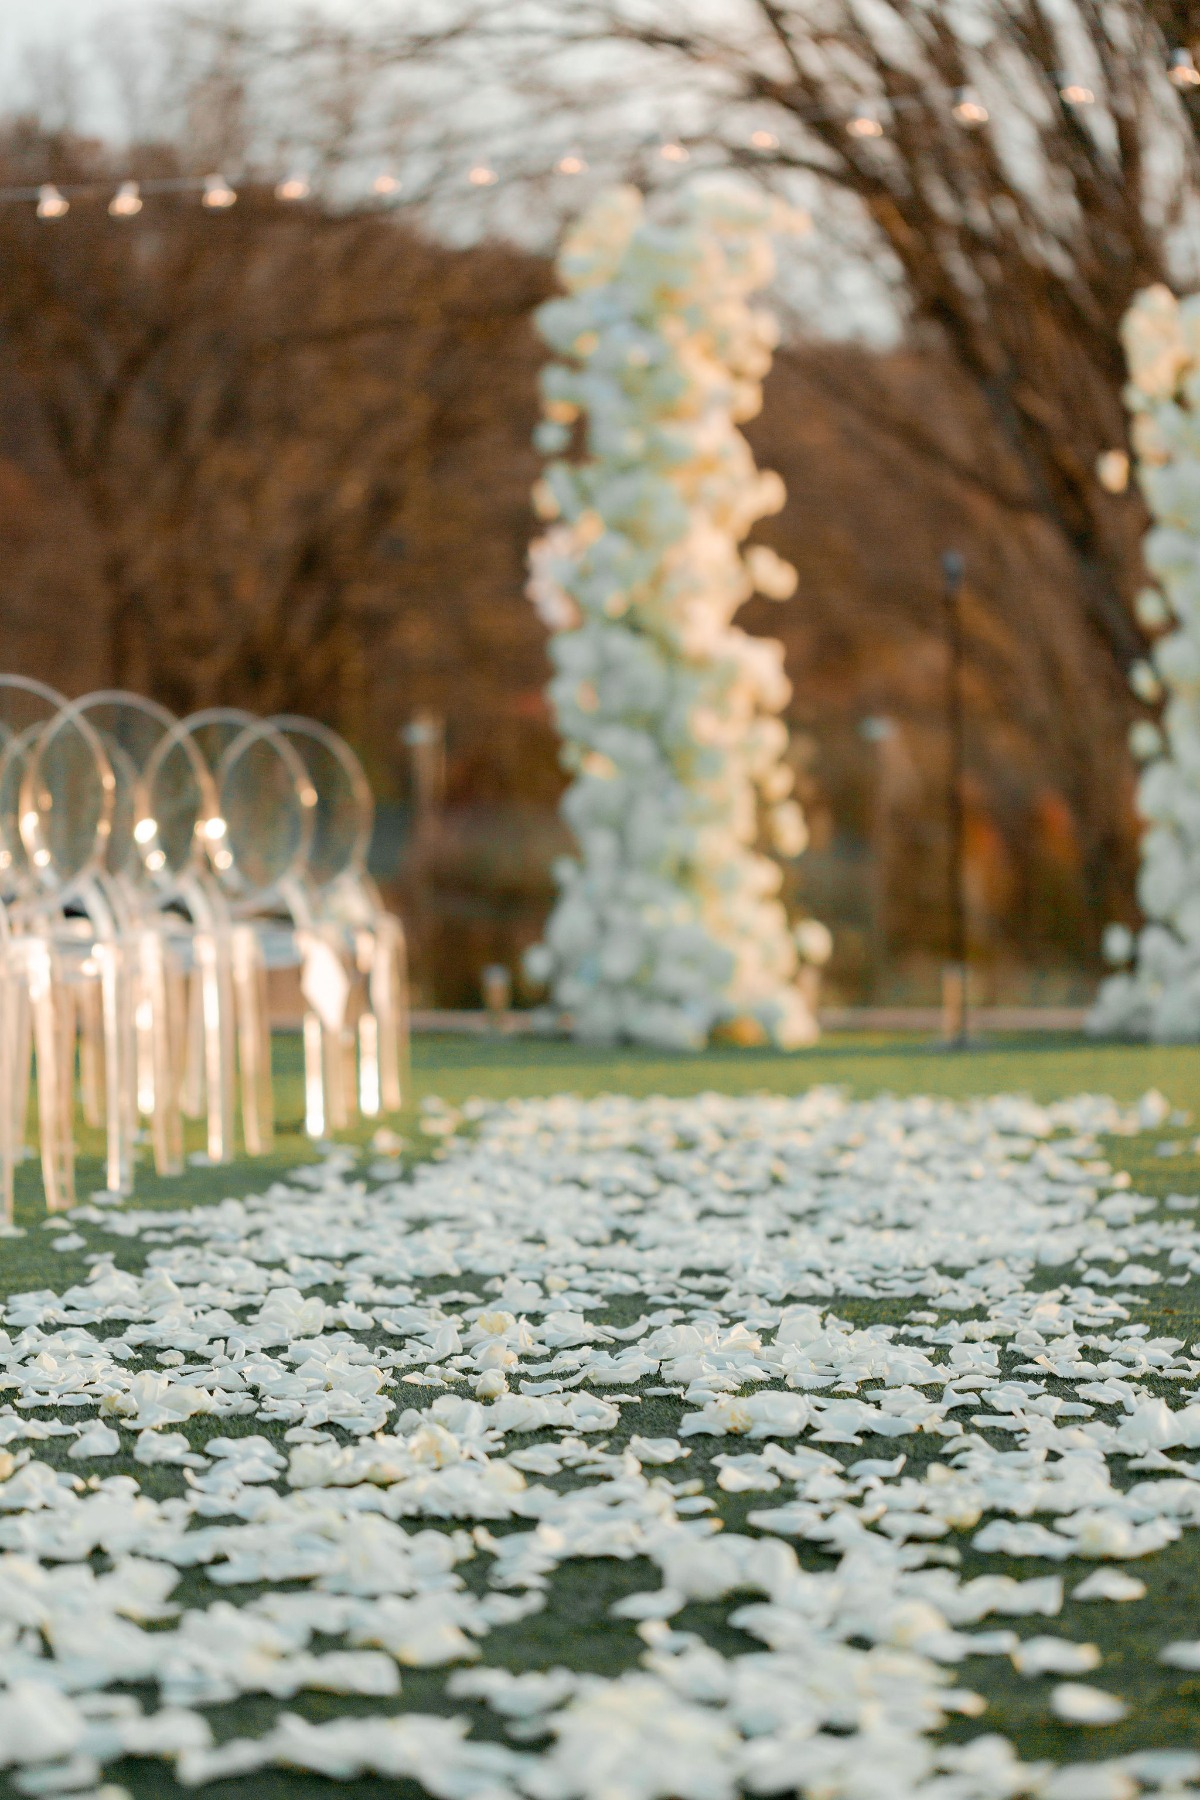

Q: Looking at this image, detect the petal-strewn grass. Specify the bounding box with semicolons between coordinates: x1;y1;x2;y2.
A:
3;1032;1200;1800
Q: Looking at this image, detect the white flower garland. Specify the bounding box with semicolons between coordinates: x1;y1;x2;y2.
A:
1092;284;1200;1038
523;179;825;1050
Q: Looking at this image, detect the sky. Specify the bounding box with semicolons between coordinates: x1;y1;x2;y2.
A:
0;0;380;128
0;0;901;342
2;0;167;130
2;0;153;87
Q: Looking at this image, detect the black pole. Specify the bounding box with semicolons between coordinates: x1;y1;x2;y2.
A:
942;549;968;1048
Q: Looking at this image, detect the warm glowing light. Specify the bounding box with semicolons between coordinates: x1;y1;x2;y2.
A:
33;849;50;868
951;87;989;124
358;1012;381;1117
145;848;166;871
1097;448;1130;494
750;130;778;150
303;1011;325;1138
204;816;227;840
659;141;689;162
276;173;311;201
372;171;399;196
1059;79;1095;105
300;785;318;808
202;173;237;209
1170;48;1200;88
21;811;38;835
847;114;884;138
133;816;158;844
468;164;498;186
109;181;142;217
37;184;69;219
557;153;586;175
213;847;233;871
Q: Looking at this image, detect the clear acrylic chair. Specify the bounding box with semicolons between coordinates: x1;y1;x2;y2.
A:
34;692;222;1180
270;716;411;1129
0;681;116;1211
153;708;315;1152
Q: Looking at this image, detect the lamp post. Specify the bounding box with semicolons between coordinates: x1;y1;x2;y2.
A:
942;550;968;1048
403;710;446;826
858;714;894;1000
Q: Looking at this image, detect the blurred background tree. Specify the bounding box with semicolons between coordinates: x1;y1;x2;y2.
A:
2;0;1196;1005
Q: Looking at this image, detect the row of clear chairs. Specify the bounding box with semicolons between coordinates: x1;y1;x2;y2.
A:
0;678;410;1221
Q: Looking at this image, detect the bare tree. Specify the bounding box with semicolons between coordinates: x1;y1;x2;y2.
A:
1;3;1179;997
433;0;1200;684
1150;5;1200;68
0;125;551;735
0;113;1147;996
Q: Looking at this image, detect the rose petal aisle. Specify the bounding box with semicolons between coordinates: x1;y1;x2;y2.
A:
6;1082;1200;1796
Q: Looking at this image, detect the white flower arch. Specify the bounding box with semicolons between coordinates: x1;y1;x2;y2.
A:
523;178;824;1050
1092;284;1200;1039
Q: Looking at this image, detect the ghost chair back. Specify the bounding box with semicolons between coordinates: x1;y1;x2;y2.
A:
0;680;115;1211
271;715;410;1122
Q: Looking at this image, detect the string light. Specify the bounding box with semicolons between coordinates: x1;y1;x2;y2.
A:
36;184;68;219
1058;76;1096;104
1097;448;1130;494
1169;47;1200;89
951;87;989;125
5;44;1194;224
201;172;237;209
108;181;142;217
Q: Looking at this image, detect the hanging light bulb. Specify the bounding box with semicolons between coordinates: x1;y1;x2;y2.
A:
1096;448;1130;494
108;180;142;217
951;86;989;125
1058;75;1095;104
202;172;237;209
275;172;310;201
372;171;399;196
659;140;689;162
847;112;884;138
468;164;498;185
1169;47;1200;88
556;152;586;174
36;183;69;219
751;129;778;150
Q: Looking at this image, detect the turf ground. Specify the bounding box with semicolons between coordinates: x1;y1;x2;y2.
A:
3;1030;1200;1797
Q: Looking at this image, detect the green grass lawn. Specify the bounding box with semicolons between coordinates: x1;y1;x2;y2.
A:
410;1028;1200;1109
4;1030;1200;1797
11;1026;1200;1254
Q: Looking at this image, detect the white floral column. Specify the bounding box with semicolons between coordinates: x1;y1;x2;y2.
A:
523;179;826;1050
1092;284;1200;1039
